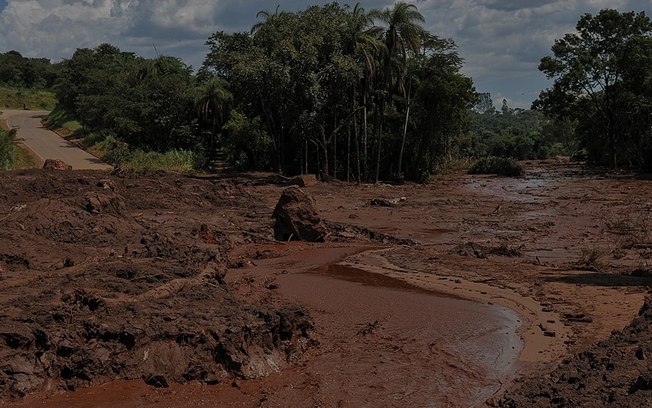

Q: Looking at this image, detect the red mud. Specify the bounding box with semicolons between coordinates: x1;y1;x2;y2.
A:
2;159;652;407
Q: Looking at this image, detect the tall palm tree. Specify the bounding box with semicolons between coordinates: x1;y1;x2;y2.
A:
345;3;385;181
369;2;425;182
251;5;282;35
195;77;232;162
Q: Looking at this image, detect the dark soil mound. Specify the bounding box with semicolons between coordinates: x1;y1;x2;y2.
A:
498;296;652;407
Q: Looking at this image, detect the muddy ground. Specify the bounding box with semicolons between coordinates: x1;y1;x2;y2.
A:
1;159;651;407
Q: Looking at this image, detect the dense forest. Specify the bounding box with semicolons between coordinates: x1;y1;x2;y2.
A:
1;4;651;177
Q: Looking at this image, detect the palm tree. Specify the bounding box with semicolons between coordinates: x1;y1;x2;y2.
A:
347;3;385;181
195;77;232;164
251;5;281;35
369;2;425;182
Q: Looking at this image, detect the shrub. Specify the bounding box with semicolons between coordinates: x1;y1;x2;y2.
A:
123;150;196;173
468;156;524;177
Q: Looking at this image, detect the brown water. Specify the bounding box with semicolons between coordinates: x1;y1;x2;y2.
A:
6;262;522;408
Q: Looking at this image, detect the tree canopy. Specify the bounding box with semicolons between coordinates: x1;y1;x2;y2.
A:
0;51;59;89
535;9;652;169
202;2;476;181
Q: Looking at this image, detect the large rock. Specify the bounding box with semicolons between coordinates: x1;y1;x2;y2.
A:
42;159;72;170
272;187;327;242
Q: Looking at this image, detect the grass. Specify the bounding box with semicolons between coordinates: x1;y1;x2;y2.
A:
44;106;82;136
468;156;524;177
0;128;35;170
121;150;196;173
89;134;196;173
0;86;56;111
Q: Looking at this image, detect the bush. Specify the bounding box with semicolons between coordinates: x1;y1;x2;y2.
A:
88;133;196;173
468;156;524;177
122;150;196;173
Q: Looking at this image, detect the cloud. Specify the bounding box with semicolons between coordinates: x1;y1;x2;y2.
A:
0;0;650;107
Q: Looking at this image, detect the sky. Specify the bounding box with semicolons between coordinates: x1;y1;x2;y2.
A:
0;0;651;108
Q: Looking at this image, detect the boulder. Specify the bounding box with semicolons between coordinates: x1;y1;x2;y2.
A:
42;159;72;170
272;187;327;242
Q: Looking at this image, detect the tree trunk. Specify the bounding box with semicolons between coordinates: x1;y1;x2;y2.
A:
333;117;337;179
320;127;329;178
363;94;368;181
375;100;384;184
397;77;412;179
346;124;351;183
354;110;361;184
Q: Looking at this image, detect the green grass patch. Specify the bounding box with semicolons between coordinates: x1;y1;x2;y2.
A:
468;156;524;177
90;134;196;173
0;128;35;170
0;86;56;110
44;106;82;136
122;150;196;173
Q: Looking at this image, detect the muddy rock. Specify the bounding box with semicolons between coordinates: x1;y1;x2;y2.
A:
272;187;327;242
42;159;72;170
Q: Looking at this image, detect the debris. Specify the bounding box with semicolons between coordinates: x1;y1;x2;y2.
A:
369;197;407;207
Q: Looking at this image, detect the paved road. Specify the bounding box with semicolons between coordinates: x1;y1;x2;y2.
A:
0;109;112;170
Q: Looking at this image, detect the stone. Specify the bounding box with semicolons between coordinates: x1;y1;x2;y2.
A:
272;187;327;242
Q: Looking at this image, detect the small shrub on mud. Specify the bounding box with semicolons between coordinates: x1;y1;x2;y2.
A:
468;156;524;177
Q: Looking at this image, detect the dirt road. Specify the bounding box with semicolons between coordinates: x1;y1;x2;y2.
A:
0;110;111;170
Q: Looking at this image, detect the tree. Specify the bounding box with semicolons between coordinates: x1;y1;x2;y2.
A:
195;76;232;160
474;92;495;114
535;9;652;168
369;1;425;181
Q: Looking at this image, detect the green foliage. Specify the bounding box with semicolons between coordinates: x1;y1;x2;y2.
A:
0;51;59;89
0;128;33;170
468;156;524;177
465;109;572;160
223;111;272;170
88;134;195;173
55;45;199;153
121;150;196;173
0;86;56;110
44;106;81;134
535;9;652;170
202;2;475;181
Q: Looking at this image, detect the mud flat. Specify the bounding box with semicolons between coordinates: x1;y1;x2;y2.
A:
6;246;523;408
2;159;652;407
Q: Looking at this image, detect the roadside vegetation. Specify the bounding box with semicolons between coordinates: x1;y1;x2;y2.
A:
1;6;650;178
0;87;56;110
0;51;58;110
0;128;35;170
